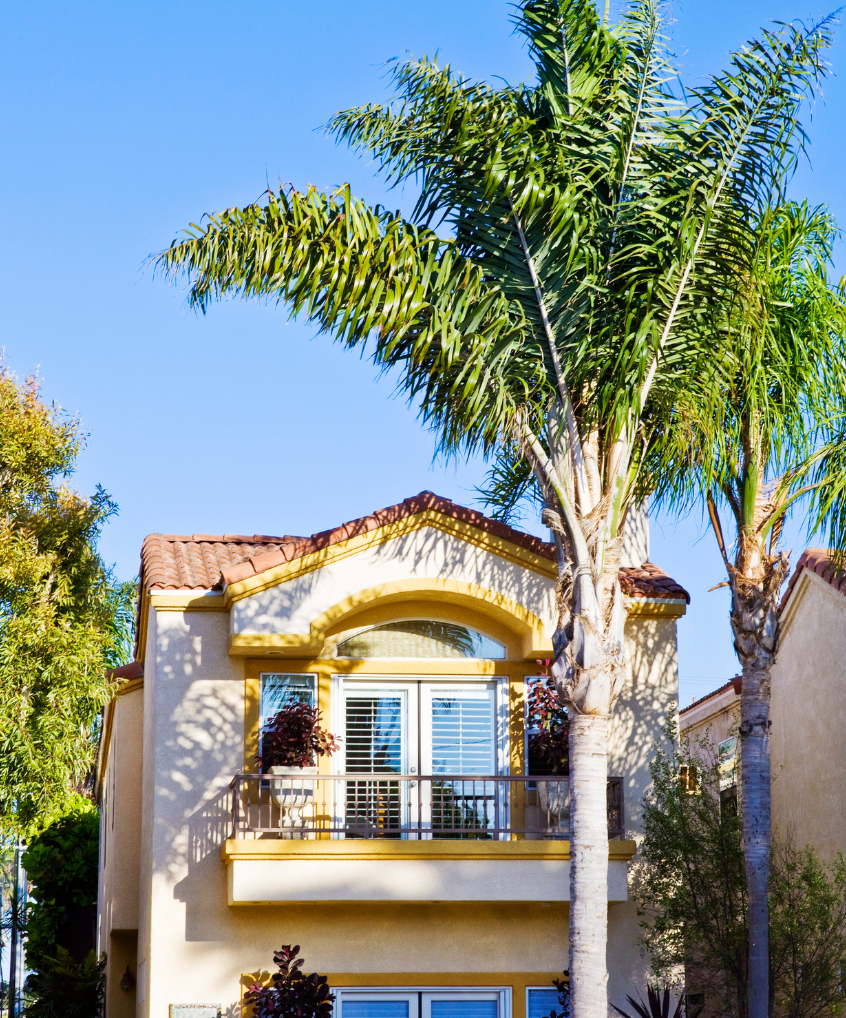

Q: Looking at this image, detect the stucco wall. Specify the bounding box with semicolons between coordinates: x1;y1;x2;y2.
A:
605;616;680;1010
137;607;244;1018
770;571;846;862
679;688;739;754
230;527;557;638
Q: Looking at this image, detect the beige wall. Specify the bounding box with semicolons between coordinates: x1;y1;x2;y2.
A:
230;527;557;638
98;686;144;1013
605;616;680;1011
680;687;739;755
770;571;846;862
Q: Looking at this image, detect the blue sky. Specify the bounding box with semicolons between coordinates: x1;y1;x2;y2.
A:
0;0;841;705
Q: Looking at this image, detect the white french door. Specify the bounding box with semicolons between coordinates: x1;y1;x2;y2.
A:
421;682;501;838
337;678;505;838
341;681;418;838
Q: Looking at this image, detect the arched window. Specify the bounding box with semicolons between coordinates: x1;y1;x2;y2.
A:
336;619;506;660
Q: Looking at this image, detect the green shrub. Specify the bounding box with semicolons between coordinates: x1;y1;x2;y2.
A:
22;794;103;1017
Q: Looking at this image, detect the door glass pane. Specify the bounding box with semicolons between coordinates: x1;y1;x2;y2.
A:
431;689;495;774
344;694;405;838
343;1004;410;1018
528;989;561;1018
345;696;404;773
430;1002;498;1018
429;688;497;838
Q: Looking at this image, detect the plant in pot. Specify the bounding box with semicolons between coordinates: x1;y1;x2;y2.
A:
257;702;341;829
527;666;570;822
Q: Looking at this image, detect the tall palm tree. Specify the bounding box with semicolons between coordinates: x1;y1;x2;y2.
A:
153;4;833;1016
651;199;846;1018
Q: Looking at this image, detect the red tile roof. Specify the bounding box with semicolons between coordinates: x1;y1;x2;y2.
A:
780;548;846;612
140;490;690;603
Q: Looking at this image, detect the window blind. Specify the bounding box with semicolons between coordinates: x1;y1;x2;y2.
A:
343;1003;410;1018
527;990;561;1018
430;1001;498;1018
345;695;404;773
431;690;496;774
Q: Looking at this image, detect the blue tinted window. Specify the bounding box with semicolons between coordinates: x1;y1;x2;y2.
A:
431;1002;498;1018
343;1004;409;1018
528;990;562;1018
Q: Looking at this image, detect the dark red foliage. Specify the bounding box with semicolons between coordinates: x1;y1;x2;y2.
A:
257;703;341;770
245;945;335;1018
545;973;571;1018
527;669;569;776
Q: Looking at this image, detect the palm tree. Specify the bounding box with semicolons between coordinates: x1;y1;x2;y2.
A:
651;199;846;1018
153;4;833;1016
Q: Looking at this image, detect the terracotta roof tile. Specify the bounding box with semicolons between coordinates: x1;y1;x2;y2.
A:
780;548;846;612
139;491;689;603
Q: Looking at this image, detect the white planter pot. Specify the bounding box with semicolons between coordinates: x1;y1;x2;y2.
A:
267;765;318;807
267;765;318;838
536;779;569;819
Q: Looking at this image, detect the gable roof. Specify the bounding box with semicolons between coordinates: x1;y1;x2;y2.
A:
780;548;846;612
140;490;690;603
679;679;736;716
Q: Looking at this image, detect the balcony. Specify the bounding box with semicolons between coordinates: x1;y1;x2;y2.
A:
230;773;624;840
221;775;634;906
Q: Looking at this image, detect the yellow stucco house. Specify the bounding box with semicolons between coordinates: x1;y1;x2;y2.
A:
96;491;689;1018
680;547;846;862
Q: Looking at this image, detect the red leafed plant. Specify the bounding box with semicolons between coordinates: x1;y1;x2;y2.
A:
257;702;341;770
527;662;569;776
245;944;335;1018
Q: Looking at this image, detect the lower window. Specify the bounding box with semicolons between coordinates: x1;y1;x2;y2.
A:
337;990;507;1018
527;988;561;1018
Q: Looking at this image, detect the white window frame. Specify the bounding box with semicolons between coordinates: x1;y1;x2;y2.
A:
335;988;510;1018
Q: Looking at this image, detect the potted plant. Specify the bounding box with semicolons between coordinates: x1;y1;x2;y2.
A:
257;702;340;825
527;667;570;820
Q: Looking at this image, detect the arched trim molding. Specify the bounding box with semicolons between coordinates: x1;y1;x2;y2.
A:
227;578;553;660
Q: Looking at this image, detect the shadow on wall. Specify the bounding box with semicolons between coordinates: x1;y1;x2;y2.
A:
610;618;679;836
154;612;243;890
230;524;556;636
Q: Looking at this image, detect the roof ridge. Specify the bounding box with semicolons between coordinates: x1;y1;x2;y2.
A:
679;679;736;716
138;491;689;603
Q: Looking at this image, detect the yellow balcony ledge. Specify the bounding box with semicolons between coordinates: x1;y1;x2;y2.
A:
221;838;636;906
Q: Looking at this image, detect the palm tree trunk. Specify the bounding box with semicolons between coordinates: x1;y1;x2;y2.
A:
569;713;609;1018
740;666;771;1018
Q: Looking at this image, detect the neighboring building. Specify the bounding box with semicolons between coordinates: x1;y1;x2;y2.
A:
770;549;846;862
96;491;689;1018
680;547;846;862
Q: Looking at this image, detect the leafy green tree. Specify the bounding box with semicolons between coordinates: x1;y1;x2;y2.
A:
21;794;104;1017
154;4;833;1015
637;724;846;1018
650;200;846;1015
0;368;136;834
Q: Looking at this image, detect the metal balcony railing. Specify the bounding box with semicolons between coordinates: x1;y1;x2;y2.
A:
229;773;624;840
